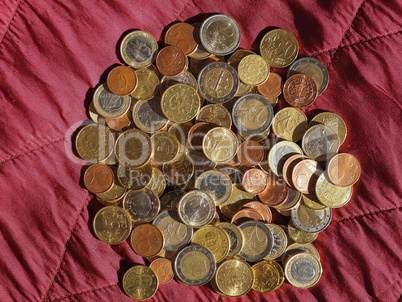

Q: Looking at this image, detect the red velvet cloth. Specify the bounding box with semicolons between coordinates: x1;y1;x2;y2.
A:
0;1;401;301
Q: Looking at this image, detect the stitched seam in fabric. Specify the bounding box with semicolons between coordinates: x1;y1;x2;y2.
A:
49;283;118;302
42;192;91;302
308;29;402;57
0;0;23;45
332;206;401;224
176;0;195;20
0;136;67;166
327;0;367;67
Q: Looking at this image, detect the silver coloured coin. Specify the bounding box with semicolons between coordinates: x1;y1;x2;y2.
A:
178;190;216;228
302;124;340;161
268;141;303;177
132;96;168;133
152;210;193;251
200;14;241;56
198;61;239;104
93;84;131;119
291;202;332;233
123;188;160;223
216;222;244;258
287;57;329;95
174;245;216;286
264;223;288;260
120;30;158;69
195;170;232;206
238;220;273;262
232;93;274;135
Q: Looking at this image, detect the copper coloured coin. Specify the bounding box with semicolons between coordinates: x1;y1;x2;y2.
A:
282;154;308;187
106;65;137;96
327;153;361;187
237;140;264;167
231;208;265;224
257;72;283;98
258;176;289;207
188;122;214;152
165;22;198;55
106;110;131;131
84;164;114;193
149;258;174;284
156;46;187;77
242;168;268;195
130;224;165;258
292;159;322;194
241;201;272;223
283;74;318;107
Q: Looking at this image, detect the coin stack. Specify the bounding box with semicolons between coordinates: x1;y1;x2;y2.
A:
75;14;361;300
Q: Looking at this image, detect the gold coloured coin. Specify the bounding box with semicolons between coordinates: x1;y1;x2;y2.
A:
219;184;255;218
93;206;132;244
288;220;318;244
75;123;114;163
315;172;353;208
310;112;347;145
196;104;232;128
93;83;131;119
216;222;244;258
214;259;254;297
88;101;105;124
114;129;152;168
282;242;321;263
252;261;281;293
96;182;127;205
162;153;194;185
302;193;326;210
271;260;285;290
195;170;233;206
122;265;158;300
227;49;255;97
145;167;166;197
238;54;269;86
151;131;180;163
132;96;168;133
161;84;200;123
260;29;299;68
284;252;322;288
202;127;238;163
120;30;158;69
117;163;153;190
131;68;159;100
272;107;308;142
191;225;230;263
168;122;193;148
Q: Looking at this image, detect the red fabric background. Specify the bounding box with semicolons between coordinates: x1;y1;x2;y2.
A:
0;0;401;301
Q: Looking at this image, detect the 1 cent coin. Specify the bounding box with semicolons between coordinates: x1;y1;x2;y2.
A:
165;22;198;55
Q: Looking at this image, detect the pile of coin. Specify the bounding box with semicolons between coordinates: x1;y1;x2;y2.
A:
75;13;361;300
